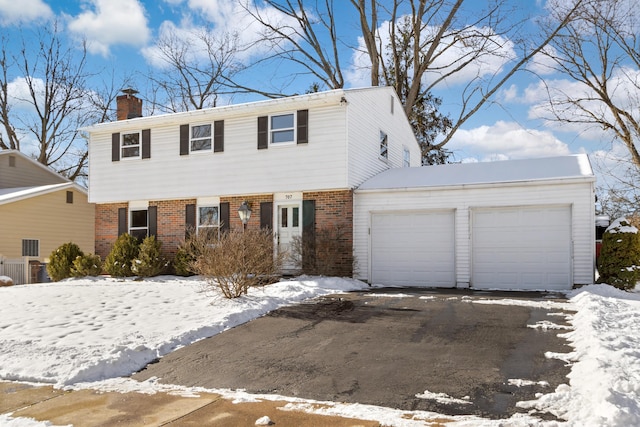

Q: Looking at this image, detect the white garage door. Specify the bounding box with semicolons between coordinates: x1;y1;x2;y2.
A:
472;205;572;291
371;211;455;287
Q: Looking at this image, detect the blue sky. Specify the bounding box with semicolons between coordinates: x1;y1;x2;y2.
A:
0;0;625;174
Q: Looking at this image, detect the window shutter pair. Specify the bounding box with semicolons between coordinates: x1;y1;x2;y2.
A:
185;203;230;237
180;121;224;155
118;206;157;237
111;130;151;161
257;109;308;149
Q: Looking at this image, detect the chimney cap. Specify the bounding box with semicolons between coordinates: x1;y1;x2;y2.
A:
121;88;139;96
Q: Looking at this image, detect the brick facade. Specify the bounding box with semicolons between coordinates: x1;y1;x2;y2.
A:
94;190;354;276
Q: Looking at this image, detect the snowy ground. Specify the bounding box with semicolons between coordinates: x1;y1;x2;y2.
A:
0;276;638;426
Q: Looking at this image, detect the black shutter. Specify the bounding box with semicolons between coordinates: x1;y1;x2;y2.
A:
257;116;268;149
302;200;316;270
112;133;120;162
180;124;189;155
118;207;127;236
142;129;151;159
185;204;196;238
220;202;230;233
214;120;224;152
260;202;273;230
148;206;157;237
297;109;308;144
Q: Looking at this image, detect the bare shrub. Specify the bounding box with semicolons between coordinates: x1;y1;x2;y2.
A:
190;229;283;298
290;225;356;277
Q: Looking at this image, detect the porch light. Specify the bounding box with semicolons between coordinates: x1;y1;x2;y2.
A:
238;201;252;227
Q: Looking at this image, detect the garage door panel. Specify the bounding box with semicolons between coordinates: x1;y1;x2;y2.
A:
371;211;455;287
472;206;571;291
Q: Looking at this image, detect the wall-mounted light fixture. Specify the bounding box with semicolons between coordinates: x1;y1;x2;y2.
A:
238;201;252;230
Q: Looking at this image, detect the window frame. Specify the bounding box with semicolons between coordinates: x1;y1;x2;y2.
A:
121;130;142;160
403;147;411;167
190;123;213;153
197;205;220;240
22;239;39;257
379;130;388;160
270;112;296;145
129;208;148;240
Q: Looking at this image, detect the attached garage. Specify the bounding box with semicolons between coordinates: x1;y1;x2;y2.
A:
354;155;596;291
371;210;455;287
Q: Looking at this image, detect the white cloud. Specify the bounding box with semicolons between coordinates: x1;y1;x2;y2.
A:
0;0;52;25
67;0;151;56
448;120;571;161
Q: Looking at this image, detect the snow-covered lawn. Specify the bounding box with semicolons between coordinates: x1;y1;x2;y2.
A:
0;276;639;426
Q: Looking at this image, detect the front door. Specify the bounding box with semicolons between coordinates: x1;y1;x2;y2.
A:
278;204;301;271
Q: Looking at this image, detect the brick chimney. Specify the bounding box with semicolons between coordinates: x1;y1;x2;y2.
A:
116;88;142;120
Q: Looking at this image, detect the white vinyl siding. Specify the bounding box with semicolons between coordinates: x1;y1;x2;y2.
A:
354;181;595;289
88;99;348;203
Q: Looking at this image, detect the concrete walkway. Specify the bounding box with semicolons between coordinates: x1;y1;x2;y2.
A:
1;381;382;426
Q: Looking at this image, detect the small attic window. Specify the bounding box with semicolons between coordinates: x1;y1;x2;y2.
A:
66;191;73;204
9;155;15;167
390;95;394;114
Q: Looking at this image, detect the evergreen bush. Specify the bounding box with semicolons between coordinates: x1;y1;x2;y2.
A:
597;217;640;290
173;240;197;277
131;235;166;277
104;233;140;277
47;242;84;282
71;253;103;277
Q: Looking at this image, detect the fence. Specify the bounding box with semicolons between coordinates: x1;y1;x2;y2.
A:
0;256;35;285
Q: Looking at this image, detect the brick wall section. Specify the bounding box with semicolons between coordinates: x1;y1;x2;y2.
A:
95;202;127;259
303;190;354;277
221;194;274;231
150;199;196;259
94;190;353;276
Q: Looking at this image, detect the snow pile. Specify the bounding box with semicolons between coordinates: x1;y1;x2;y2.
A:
0;276;367;386
519;284;640;426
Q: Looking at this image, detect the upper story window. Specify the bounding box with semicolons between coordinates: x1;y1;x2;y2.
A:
379;130;388;160
121;131;141;159
271;113;295;144
191;124;212;152
403;147;410;167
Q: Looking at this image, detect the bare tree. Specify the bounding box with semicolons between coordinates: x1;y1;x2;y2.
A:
146;26;245;113
539;0;640;170
243;0;583;162
0;25;93;181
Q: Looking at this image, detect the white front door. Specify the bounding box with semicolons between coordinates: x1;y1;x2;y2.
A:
277;204;302;271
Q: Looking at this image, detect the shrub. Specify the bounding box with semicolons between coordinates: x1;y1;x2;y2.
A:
597;217;640;290
47;242;84;282
289;225;356;277
192;228;283;298
71;253;103;277
131;235;166;277
104;233;140;277
173;239;198;277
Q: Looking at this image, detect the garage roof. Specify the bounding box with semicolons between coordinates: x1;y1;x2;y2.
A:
358;154;594;190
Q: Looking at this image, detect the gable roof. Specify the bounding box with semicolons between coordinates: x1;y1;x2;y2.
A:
0;150;70;187
357;154;595;191
0;182;86;206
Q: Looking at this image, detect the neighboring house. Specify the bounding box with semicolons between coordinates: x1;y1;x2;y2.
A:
0;150;95;283
84;87;422;276
354;155;596;291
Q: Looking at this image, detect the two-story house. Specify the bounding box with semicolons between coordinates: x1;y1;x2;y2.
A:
0;150;94;283
85;86;421;276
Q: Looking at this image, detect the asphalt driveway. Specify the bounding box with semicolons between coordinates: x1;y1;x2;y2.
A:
134;288;572;420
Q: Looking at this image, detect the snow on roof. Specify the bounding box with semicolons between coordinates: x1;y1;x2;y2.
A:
357;154;594;191
0;182;82;205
